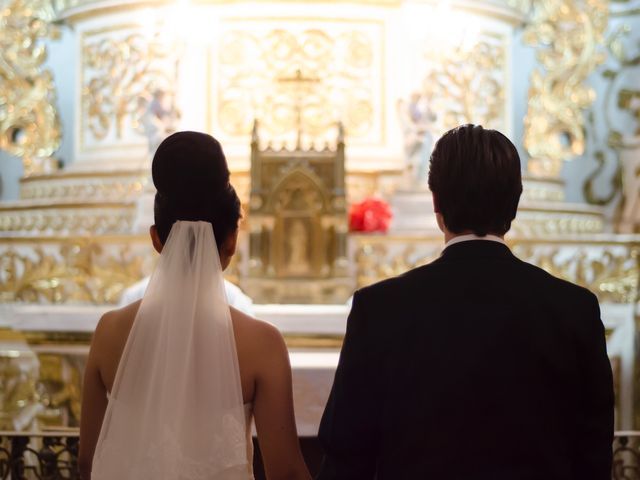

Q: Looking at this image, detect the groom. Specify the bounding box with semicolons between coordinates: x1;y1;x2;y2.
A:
317;124;614;479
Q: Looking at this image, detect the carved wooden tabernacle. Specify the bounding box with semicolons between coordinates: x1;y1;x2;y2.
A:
242;120;352;304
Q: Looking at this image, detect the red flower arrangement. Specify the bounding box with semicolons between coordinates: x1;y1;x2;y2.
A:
349;197;393;233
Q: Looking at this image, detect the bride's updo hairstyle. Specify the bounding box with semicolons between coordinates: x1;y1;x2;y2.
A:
152;131;241;249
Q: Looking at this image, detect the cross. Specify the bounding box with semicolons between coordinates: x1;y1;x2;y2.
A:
277;68;320;149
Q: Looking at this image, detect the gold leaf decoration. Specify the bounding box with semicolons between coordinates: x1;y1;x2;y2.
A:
81;30;176;143
218;25;378;145
423;36;506;133
513;244;640;304
0;241;150;304
0;0;61;175
353;235;639;304
523;0;609;177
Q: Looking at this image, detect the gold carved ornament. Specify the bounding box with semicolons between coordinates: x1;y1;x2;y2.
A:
0;0;61;176
512;244;640;304
354;240;440;289
422;37;506;133
0;241;148;304
523;0;609;178
218;28;375;144
82;31;175;142
20;174;147;201
0;346;40;430
352;235;639;305
37;353;83;427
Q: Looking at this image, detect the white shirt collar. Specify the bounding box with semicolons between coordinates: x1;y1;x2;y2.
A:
444;233;506;249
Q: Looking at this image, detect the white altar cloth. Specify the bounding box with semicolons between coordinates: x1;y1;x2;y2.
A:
0;303;349;335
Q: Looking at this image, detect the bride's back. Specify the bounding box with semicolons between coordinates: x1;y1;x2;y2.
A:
94;299;283;407
79;131;310;480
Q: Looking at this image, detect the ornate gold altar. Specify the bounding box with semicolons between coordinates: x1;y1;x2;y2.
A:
1;0;640;435
243;121;351;304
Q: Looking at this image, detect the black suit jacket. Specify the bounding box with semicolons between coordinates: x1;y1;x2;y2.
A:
317;240;614;480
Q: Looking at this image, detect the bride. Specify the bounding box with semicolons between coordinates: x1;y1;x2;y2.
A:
78;131;311;480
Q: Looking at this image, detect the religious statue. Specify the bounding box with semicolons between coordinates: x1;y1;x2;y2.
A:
619;89;640;136
615;89;640;233
286;219;311;275
140;88;181;156
397;91;437;189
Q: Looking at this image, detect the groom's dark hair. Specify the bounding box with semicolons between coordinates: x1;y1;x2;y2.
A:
152;131;241;248
428;124;522;236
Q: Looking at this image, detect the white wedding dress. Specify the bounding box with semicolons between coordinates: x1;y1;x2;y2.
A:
92;221;254;479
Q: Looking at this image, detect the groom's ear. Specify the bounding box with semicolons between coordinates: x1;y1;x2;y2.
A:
150;225;164;254
432;192;440;213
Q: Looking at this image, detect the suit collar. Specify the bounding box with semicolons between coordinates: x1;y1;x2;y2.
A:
440;238;515;261
444;234;505;248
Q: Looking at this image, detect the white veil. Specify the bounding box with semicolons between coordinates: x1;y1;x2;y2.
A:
92;221;250;479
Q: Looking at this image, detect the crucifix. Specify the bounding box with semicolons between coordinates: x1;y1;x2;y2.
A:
277;68;320;149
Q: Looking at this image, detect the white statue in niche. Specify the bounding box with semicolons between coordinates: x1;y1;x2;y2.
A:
397;91;437;189
617;92;640;233
286;219;311;275
140;88;181;156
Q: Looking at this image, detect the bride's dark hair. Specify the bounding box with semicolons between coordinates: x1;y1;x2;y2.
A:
152;131;241;249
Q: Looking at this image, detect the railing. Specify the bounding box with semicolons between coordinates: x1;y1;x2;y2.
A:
0;431;78;479
0;431;638;479
613;432;640;479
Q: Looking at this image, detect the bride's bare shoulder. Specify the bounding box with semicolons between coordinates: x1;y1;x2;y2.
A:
94;300;142;342
230;306;286;351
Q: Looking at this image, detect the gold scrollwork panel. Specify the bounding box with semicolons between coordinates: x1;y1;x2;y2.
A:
511;243;640;304
0;331;40;430
36;352;85;427
81;26;177;149
20;173;148;202
422;34;507;134
353;235;640;305
0;240;154;304
0;0;61;176
0;205;138;235
523;0;609;178
353;237;442;289
217;20;382;146
511;210;605;236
